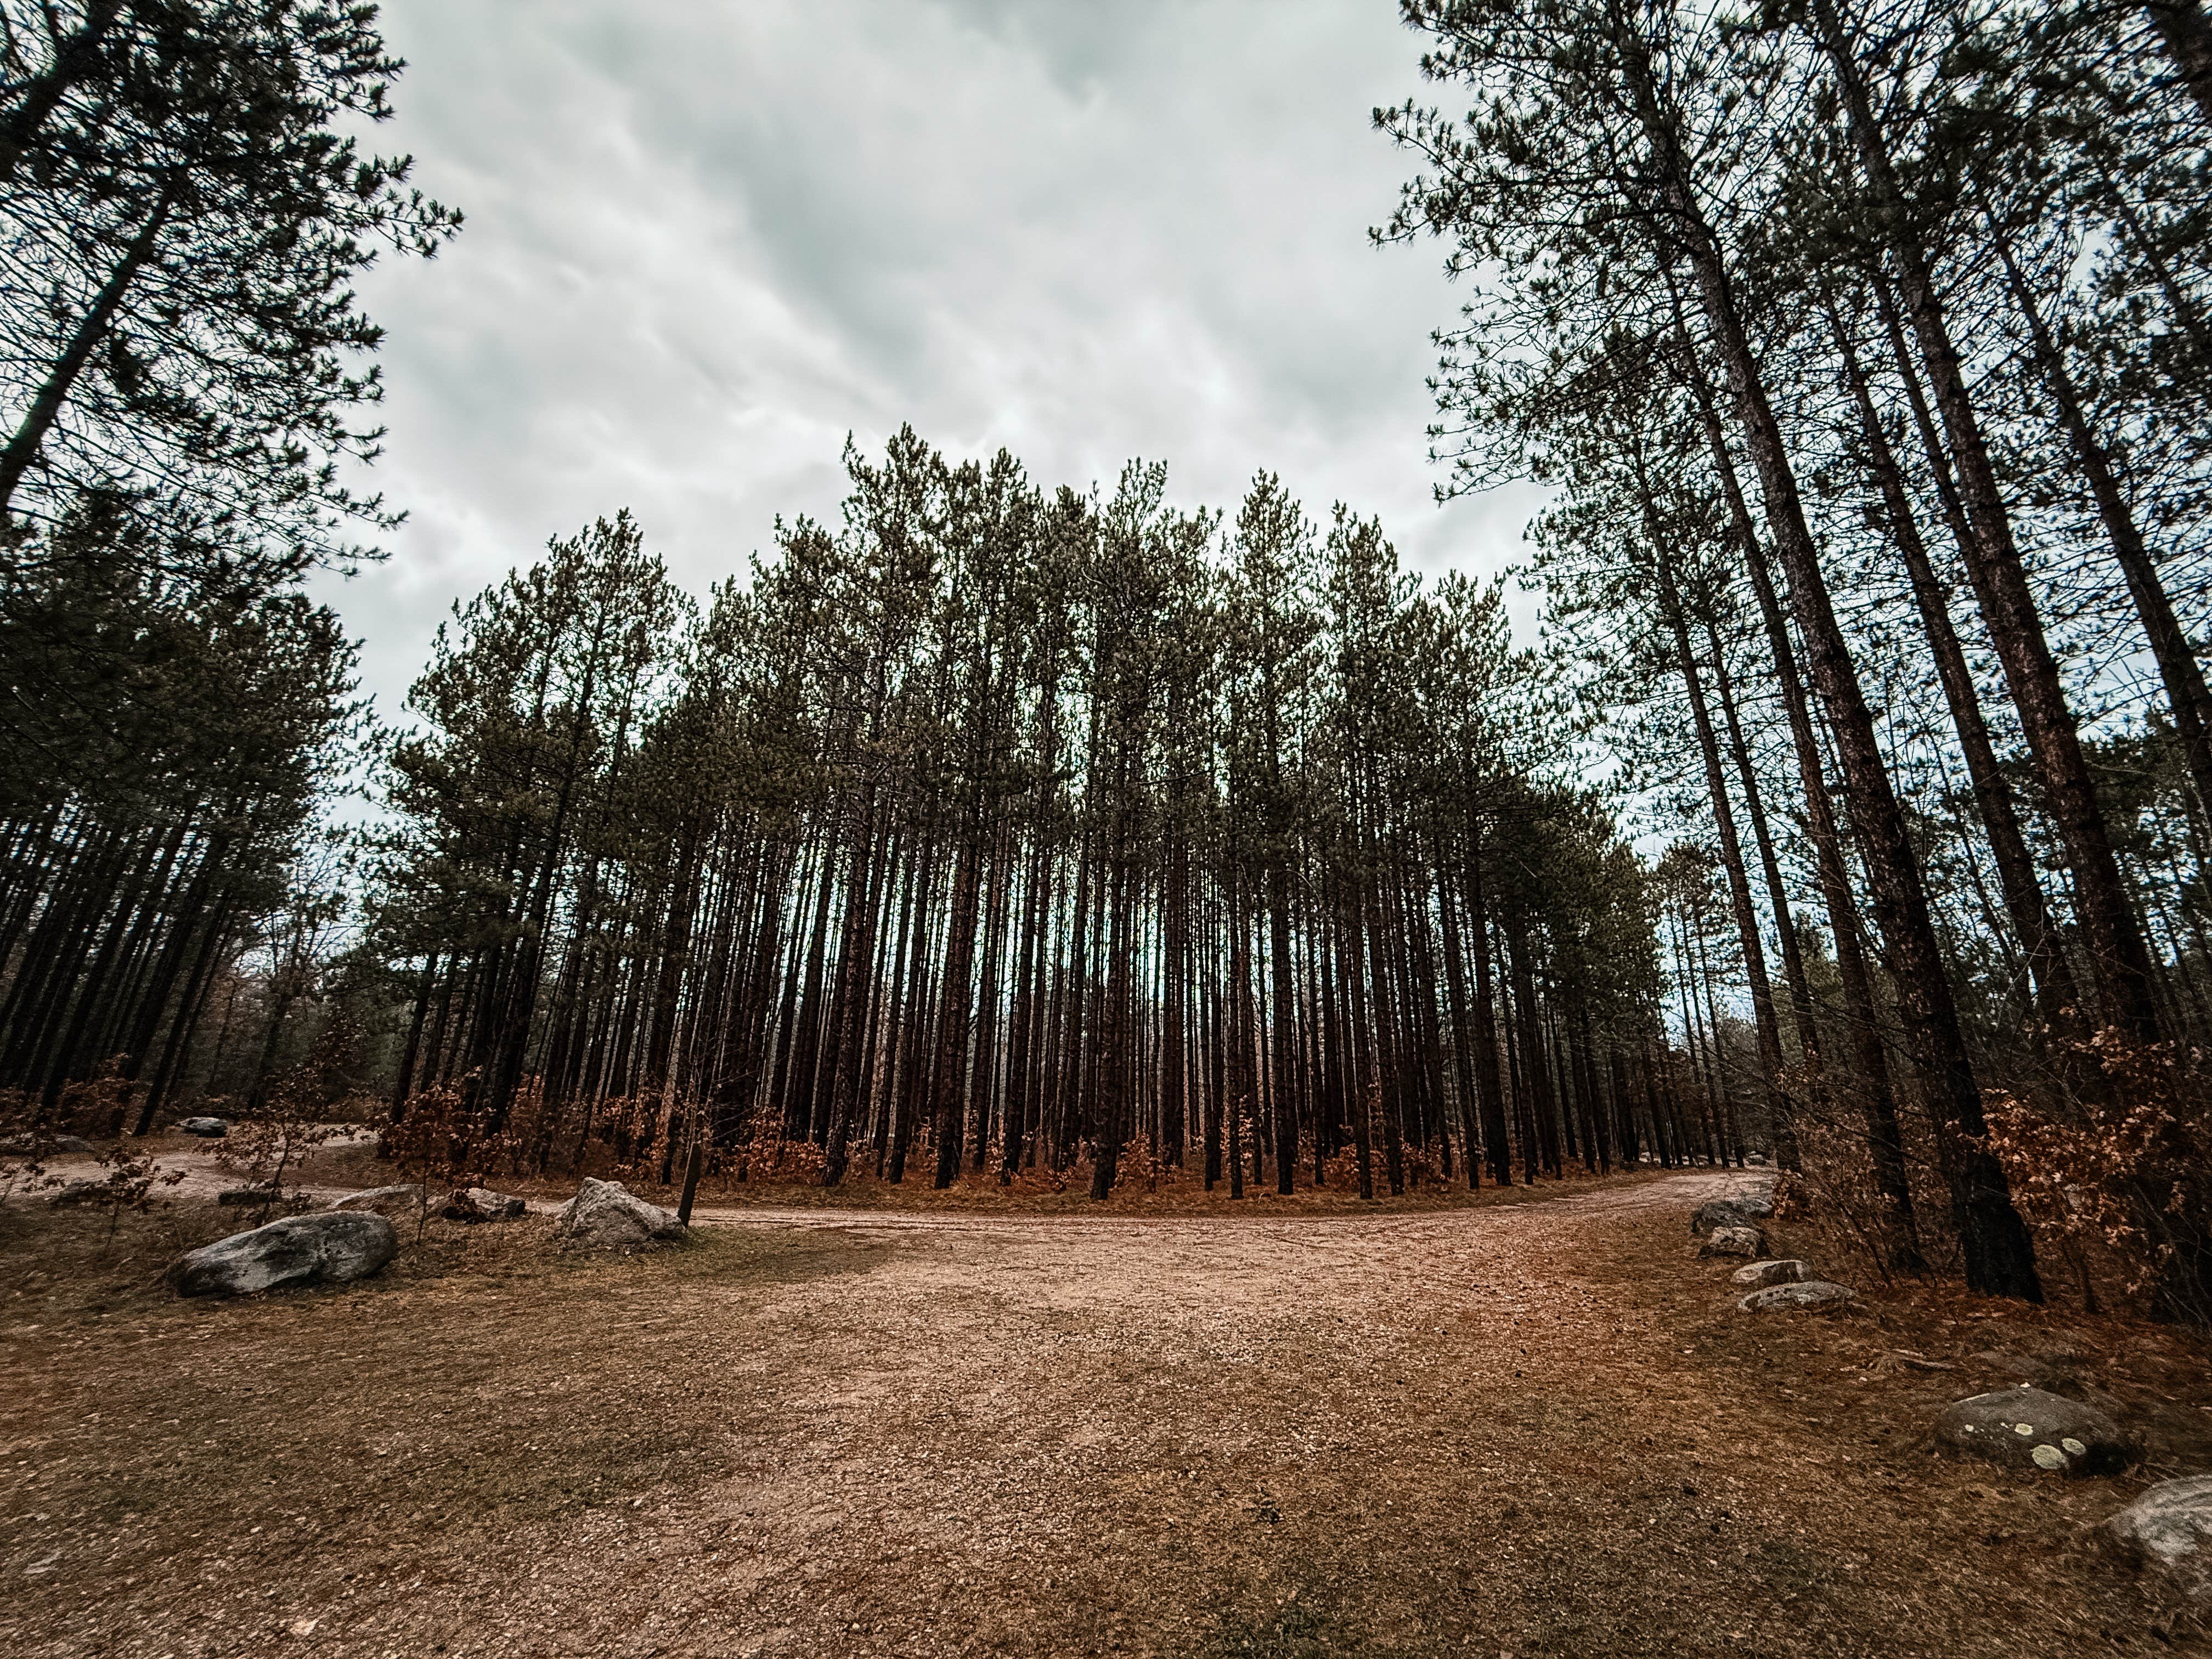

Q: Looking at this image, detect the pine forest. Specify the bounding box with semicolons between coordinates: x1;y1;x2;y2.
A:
7;4;2212;1655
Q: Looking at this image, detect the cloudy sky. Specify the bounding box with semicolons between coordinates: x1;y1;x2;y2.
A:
330;0;1543;712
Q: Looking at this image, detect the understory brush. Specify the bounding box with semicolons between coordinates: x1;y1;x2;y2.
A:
1781;1028;2212;1328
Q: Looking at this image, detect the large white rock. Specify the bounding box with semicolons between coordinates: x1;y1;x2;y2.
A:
554;1177;685;1252
167;1212;397;1297
177;1116;228;1137
1934;1385;2129;1476
2103;1476;2212;1600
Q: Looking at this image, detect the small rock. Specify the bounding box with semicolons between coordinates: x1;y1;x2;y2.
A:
326;1184;430;1221
1737;1280;1856;1314
177;1116;229;1137
442;1186;527;1222
1731;1258;1812;1289
167;1212;397;1297
1933;1385;2129;1476
1745;1152;1768;1165
1699;1224;1766;1259
554;1177;684;1252
2103;1475;2212;1600
45;1178;106;1206
217;1186;283;1206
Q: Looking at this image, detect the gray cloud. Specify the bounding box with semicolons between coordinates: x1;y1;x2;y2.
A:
324;0;1543;713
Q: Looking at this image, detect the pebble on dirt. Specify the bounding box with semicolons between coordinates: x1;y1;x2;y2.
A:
1731;1258;1812;1289
1736;1280;1856;1314
166;1211;399;1297
177;1116;229;1137
1697;1224;1765;1259
1933;1385;2130;1476
2102;1475;2212;1600
554;1177;685;1252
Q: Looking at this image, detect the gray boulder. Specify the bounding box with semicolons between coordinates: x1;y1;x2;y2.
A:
1731;1258;1813;1290
328;1183;430;1221
177;1116;228;1137
554;1177;684;1252
444;1186;527;1222
1737;1280;1856;1314
1934;1385;2129;1476
1691;1189;1775;1234
1745;1152;1768;1165
1690;1199;1749;1235
2103;1476;2212;1600
1699;1224;1766;1259
46;1177;106;1206
167;1211;397;1297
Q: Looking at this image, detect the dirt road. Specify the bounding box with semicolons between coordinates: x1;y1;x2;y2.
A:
3;1167;2200;1657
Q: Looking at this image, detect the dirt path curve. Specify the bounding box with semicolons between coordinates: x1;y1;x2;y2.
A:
686;1165;1757;1233
6;1166;2180;1659
38;1130;387;1207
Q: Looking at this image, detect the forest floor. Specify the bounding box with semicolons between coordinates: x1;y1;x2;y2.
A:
4;1156;2210;1658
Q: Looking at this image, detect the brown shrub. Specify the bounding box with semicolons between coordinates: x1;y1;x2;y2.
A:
1984;1029;2212;1327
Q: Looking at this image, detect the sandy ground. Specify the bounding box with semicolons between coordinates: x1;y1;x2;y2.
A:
4;1164;2209;1658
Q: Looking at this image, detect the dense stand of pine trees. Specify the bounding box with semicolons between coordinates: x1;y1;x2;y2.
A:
0;4;445;1136
1380;0;2212;1313
365;441;1709;1200
0;500;355;1132
8;0;2212;1322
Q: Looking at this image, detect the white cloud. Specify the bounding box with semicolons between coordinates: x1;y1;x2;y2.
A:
325;0;1544;711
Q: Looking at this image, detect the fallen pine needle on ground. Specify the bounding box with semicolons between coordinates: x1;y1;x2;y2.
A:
3;1166;2207;1658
